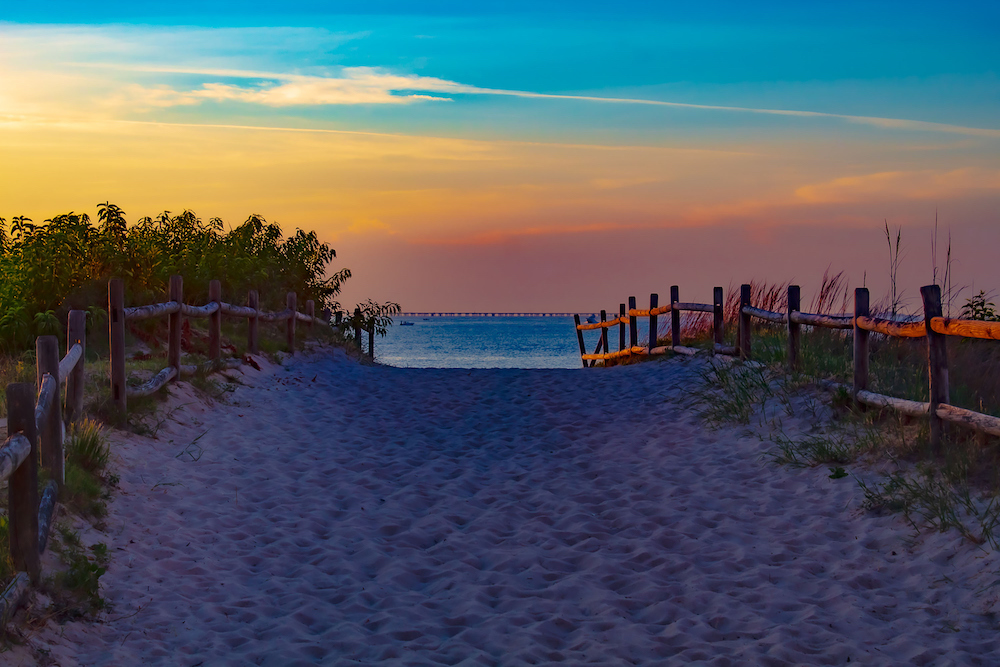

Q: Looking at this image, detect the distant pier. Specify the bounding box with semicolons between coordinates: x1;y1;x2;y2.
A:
400;312;579;317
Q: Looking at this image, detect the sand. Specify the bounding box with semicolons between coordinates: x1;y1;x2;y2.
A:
8;349;1000;665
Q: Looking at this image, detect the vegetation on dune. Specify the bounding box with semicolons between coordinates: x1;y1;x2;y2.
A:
0;202;400;355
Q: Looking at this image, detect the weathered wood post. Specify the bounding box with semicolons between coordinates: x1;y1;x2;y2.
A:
335;311;343;327
66;309;86;425
648;293;658;354
738;284;752;360
248;290;259;355
922;284;949;453
713;287;724;350
573;315;587;368
600;310;609;365
628;296;637;349
8;383;40;583
619;304;626;353
208;279;221;361
853;288;870;408
670;285;680;347
286;292;297;353
787;285;801;372
108;279;126;419
36;336;63;489
306;300;315;334
168;275;183;378
368;321;375;360
354;307;362;352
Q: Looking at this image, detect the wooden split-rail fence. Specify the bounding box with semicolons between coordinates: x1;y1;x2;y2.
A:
0;274;346;622
0;313;87;624
109;275;344;418
575;283;1000;450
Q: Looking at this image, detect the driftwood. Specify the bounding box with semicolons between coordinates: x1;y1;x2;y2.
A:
649;345;671;356
0;571;29;627
126;366;177;398
295;311;313;323
123;301;180;320
856;390;929;417
931;317;1000;341
58;343;83;383
672;345;701;356
180;301;220;318
855;316;926;338
675;302;714;313
937;404;1000;437
0;434;30;484
221;302;257;318
789;311;854;329
742;306;787;324
714;343;738;355
37;479;57;554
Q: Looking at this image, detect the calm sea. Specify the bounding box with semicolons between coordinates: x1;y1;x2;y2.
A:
374;316;587;369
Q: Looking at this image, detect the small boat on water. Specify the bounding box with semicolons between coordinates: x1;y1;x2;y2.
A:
399;321;415;326
586;315;599;324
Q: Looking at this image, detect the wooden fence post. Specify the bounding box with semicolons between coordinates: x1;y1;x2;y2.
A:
853;288;870;408
922;284;949;453
739;284;752;360
619;304;626;353
108;279;126;420
209;279;221;361
628;296;637;348
573;315;587;368
368;321;375;360
168;275;183;378
600;310;609;365
670;285;680;347
66;310;86;425
713;287;724;350
7;383;39;583
248;290;259;355
648;294;659;353
354;307;362;352
306;300;315;334
787;285;800;372
286;292;297;353
36;336;63;490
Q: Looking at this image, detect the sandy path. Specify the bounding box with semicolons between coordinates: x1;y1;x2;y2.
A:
13;350;1000;665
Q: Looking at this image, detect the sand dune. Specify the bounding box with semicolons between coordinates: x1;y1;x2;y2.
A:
10;349;1000;665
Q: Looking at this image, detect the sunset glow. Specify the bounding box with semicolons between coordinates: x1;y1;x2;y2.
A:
3;3;999;311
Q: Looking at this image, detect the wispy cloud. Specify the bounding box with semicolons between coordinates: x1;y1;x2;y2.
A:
115;67;466;107
96;62;1000;138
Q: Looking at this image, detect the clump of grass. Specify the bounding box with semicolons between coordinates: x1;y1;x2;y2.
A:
695;360;774;426
767;431;857;467
63;419;111;519
47;527;109;616
67;418;109;473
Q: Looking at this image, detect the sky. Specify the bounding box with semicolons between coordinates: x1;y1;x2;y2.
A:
1;2;999;313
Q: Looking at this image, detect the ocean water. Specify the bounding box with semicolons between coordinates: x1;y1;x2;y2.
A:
374;316;588;369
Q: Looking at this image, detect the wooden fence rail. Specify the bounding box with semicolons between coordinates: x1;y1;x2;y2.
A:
0;309;88;625
108;276;337;419
0;277;353;623
575;282;1000;450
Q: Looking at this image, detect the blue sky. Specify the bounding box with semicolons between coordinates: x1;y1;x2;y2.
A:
2;1;998;310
